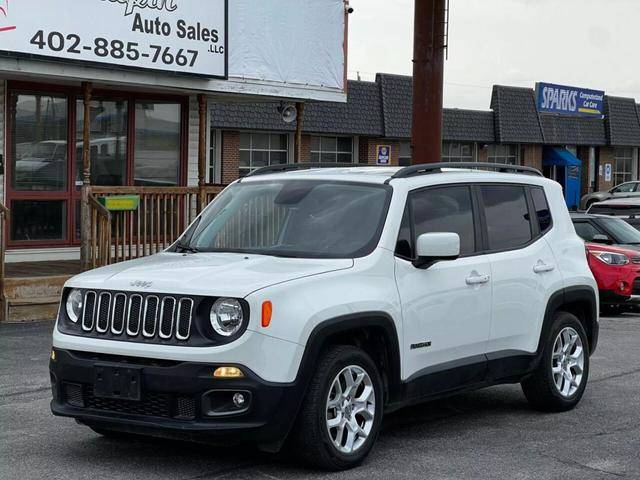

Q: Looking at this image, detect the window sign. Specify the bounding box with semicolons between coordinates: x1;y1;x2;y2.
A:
535;83;604;118
0;0;228;77
377;145;391;165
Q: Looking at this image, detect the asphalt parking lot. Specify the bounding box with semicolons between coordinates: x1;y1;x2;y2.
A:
1;316;639;480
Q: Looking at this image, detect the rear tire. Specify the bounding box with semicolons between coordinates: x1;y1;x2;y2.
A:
289;345;383;471
522;311;590;412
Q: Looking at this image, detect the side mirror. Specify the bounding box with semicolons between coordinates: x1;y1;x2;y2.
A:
592;234;612;244
413;232;461;269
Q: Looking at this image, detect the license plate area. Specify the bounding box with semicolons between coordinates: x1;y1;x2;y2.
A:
94;365;142;401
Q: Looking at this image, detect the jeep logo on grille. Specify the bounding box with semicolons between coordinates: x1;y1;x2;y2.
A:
130;280;153;289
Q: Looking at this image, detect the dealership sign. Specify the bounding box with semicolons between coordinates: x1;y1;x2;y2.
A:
535;82;605;117
0;0;227;77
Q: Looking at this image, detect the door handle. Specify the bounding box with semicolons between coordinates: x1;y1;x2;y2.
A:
533;261;555;274
465;273;490;286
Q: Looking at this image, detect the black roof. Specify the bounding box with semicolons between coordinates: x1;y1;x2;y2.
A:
490;85;543;144
604;97;640;146
210;75;640;147
539;115;607;146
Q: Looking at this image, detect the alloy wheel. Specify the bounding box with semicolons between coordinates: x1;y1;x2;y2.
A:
325;365;376;454
551;327;585;397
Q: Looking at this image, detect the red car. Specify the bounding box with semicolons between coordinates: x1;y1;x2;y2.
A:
586;242;640;314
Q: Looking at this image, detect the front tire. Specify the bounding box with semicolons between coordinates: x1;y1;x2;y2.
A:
290;345;383;470
522;311;590;412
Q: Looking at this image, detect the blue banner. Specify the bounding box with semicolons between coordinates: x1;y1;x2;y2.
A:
535;82;605;117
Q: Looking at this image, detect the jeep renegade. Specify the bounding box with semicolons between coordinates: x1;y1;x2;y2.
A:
50;163;599;470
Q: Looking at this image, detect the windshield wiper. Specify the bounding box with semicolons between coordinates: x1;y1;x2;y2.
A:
175;242;200;254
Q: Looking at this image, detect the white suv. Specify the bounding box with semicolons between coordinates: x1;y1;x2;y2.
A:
50;163;598;470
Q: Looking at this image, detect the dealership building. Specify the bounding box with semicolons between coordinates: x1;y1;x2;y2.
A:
209;75;640;211
1;3;640;266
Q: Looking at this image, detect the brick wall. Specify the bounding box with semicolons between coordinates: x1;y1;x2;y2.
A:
599;147;615;191
0;79;5;202
359;138;401;166
221;131;240;184
298;135;312;164
522;145;543;171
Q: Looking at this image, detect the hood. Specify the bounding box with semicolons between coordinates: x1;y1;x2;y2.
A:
67;252;354;298
585;242;640;257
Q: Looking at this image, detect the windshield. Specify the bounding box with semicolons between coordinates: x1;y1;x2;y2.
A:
599;217;640;244
177;180;391;258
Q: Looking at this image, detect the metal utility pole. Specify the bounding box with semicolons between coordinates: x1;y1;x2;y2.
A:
412;0;447;164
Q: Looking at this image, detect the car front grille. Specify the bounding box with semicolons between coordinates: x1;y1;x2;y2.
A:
633;278;640;295
62;382;196;420
79;290;194;342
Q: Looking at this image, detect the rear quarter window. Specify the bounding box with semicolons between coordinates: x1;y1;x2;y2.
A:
531;187;553;233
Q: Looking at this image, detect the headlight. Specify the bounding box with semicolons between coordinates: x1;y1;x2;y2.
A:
66;289;84;323
591;250;630;265
210;298;244;337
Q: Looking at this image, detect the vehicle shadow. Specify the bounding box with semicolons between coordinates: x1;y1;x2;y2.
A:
67;385;536;477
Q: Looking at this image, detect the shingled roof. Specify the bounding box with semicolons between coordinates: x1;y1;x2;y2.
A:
604;97;640;146
539;115;607;146
210;80;383;136
377;73;412;138
210;75;639;147
490;85;544;144
443;109;495;143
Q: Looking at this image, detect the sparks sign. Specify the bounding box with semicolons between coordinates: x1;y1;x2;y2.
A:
0;0;227;77
535;82;605;118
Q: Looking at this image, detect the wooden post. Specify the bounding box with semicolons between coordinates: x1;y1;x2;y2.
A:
412;0;446;164
197;94;208;213
80;82;93;271
295;102;305;163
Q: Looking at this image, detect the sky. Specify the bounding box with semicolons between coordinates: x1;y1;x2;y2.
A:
348;0;639;110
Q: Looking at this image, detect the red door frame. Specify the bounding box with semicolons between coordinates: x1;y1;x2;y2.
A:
5;80;189;249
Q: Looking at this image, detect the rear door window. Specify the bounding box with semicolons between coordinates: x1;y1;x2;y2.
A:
480;185;533;251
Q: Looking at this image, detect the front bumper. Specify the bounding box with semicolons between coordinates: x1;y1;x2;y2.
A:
49;349;302;447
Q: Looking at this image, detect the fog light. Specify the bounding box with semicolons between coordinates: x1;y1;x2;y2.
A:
213;366;244;378
50;350;56;362
233;392;246;408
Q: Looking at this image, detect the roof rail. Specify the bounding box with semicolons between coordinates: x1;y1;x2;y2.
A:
388;162;543;181
244;162;371;178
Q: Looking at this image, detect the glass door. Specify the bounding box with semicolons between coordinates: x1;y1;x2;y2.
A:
7;92;71;246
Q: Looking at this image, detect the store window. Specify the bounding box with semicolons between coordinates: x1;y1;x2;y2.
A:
134;102;181;186
239;132;289;176
76;98;128;186
310;136;353;163
399;142;412;166
442;142;475;162
487;144;520;165
208;129;217;183
613;147;635;186
11;93;68;192
6;84;186;246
